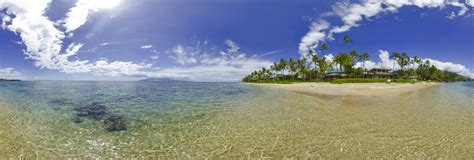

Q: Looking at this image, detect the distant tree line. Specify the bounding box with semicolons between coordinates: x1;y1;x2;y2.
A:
243;36;472;83
0;78;20;81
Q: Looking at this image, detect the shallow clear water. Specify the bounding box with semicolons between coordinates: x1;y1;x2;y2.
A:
0;81;473;158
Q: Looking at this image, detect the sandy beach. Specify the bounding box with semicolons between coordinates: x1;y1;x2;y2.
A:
249;82;441;96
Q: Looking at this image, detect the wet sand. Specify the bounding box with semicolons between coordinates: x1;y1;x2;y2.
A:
249;82;440;96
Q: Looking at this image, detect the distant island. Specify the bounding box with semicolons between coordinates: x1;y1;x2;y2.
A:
0;78;20;81
243;36;472;84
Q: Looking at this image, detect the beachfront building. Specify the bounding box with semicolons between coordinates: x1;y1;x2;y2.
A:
365;68;392;79
324;66;347;80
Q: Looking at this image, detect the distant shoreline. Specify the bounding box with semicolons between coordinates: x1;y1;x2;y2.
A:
248;82;440;96
0;79;20;82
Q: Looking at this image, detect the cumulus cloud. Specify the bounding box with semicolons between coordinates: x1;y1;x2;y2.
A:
351;50;474;78
141;45;153;49
0;67;21;78
299;0;474;56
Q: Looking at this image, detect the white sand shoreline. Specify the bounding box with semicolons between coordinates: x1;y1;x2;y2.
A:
248;82;441;96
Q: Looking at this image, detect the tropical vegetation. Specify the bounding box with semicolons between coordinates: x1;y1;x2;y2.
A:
0;78;20;81
242;36;472;83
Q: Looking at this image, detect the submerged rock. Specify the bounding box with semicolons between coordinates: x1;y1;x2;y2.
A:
74;102;107;120
73;117;83;123
104;115;127;132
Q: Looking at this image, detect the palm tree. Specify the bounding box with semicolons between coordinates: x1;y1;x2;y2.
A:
342;35;352;52
317;57;329;79
343;35;352;44
412;56;421;69
350;50;358;58
310;54;319;80
320;43;329;55
297;58;309;80
279;58;288;76
399;52;410;70
334;54;343;72
391;52;400;71
289;58;297;79
349;50;359;77
270;63;277;76
334;53;353;75
360;52;370;71
260;68;267;80
342;53;355;75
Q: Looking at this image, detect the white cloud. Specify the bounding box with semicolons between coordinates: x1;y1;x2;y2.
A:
62;0;121;32
468;0;474;7
100;42;118;46
298;19;330;56
224;40;240;53
0;67;21;78
324;54;335;63
300;0;474;56
150;55;159;60
141;45;153;49
169;45;199;65
149;50;160;60
255;49;284;58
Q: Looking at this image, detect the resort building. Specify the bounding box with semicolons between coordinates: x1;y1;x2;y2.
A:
323;68;394;79
365;68;393;79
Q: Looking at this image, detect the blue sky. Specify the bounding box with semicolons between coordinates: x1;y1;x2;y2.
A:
0;0;473;81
